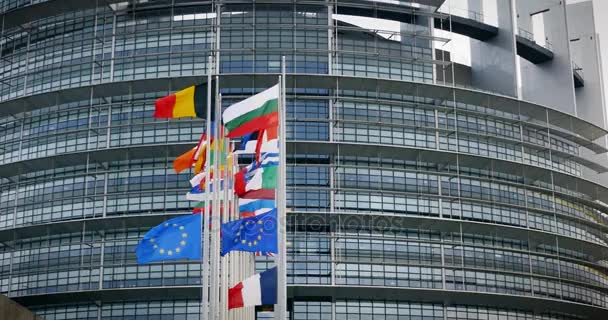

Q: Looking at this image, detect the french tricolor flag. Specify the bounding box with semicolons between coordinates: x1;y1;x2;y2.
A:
228;267;277;310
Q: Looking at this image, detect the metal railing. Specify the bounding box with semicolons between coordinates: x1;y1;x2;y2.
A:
438;6;485;23
518;27;553;51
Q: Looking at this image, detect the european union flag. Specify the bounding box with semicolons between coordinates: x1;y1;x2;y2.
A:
221;208;277;256
135;214;202;264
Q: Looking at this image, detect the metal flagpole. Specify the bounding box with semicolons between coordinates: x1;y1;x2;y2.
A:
230;152;239;320
210;75;222;320
247;250;255;320
275;56;288;319
229;154;235;320
210;0;222;315
219;95;230;320
201;54;213;320
235;156;245;320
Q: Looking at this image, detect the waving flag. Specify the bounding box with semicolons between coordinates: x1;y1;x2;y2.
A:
234;127;279;155
189;171;225;188
173;147;197;173
234;153;279;196
257;152;279;166
228;267;277;310
255;251;275;257
240;189;276;200
173;132;206;173
135;214;202;264
221;209;278;255
192;201;225;214
234;165;277;196
154;79;216;119
222;85;279;138
186;180;225;201
193;138;211;174
239;198;275;217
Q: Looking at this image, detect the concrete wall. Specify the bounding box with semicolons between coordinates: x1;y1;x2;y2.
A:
468;0;519;96
0;295;40;320
566;1;608;189
567;1;605;127
516;0;577;114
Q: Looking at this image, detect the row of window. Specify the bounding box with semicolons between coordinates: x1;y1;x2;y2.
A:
0;94;584;174
1;184;604;246
0;121;582;177
0;5;435;100
28;299;587;320
1;158;605;242
0;92;587;170
3;230;607;304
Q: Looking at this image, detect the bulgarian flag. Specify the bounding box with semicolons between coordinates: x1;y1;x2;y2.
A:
154;79;216;119
228;267;277;310
222;84;279;138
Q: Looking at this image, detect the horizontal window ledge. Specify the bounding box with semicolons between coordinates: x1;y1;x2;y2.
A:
1;141;608;218
4;262;607;303
292;140;608;205
288;285;608;320
1;0;445;31
287;211;608;262
2;119;603;176
298;185;608;235
3;182;607;235
1;211;607;268
8;285;608;319
0;74;605;143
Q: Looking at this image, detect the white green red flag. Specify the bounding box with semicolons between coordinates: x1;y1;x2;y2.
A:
222;84;279;138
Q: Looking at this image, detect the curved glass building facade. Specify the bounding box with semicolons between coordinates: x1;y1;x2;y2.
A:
0;0;607;319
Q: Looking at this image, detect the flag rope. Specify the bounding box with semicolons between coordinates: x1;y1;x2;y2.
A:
201;55;213;320
275;56;288;319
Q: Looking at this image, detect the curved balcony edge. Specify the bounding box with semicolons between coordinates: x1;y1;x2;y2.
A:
0;211;607;268
2;0;445;32
288;285;608;320
2;141;608;218
288;211;608;262
0;74;606;143
8;285;608;319
0;0;100;29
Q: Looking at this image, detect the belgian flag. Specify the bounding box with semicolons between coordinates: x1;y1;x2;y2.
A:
154;79;216;119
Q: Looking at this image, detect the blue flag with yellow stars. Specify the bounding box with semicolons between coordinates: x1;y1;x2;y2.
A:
135;214;202;264
221;208;277;256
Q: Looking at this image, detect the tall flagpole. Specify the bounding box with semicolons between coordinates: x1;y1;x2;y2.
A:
201;54;213;320
210;0;222;315
275;56;288;319
219;94;228;320
210;76;222;320
231;152;240;320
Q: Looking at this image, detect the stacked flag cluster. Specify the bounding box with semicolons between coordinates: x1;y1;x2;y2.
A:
135;82;282;312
